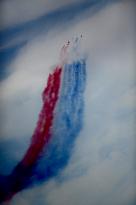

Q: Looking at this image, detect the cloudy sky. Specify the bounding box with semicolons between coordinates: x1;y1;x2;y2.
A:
0;0;136;205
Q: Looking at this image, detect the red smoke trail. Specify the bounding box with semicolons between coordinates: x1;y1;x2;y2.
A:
22;66;62;167
0;43;69;203
0;67;62;203
22;41;70;166
22;42;70;167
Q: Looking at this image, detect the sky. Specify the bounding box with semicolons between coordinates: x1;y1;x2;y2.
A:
0;0;136;205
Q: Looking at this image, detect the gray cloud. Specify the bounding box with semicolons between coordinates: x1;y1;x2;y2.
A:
0;0;82;29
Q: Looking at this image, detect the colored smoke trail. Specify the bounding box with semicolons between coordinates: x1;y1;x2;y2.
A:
0;66;62;202
22;66;62;166
0;39;86;203
32;59;86;183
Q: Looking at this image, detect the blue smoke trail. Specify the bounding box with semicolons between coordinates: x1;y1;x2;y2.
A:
30;58;86;184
